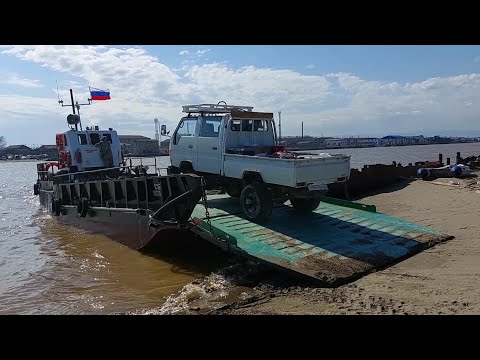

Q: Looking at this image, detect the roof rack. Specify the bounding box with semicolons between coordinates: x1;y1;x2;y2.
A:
182;103;254;114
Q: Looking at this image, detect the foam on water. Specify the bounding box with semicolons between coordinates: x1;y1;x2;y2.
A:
141;272;231;315
134;262;259;315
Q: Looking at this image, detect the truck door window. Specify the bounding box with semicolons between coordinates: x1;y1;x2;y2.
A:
242;119;253;131
90;133;101;145
77;134;87;145
200;116;221;138
174;117;197;144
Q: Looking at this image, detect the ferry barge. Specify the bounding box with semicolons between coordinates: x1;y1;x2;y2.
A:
34;90;203;250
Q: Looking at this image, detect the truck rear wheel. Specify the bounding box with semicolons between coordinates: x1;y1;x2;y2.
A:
240;183;273;223
290;197;321;213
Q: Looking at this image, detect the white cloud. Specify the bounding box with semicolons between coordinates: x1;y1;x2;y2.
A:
1;45;480;143
306;64;315;69
179;50;189;56
195;49;210;56
1;73;43;88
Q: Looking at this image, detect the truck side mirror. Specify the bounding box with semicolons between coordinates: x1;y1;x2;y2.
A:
160;125;167;135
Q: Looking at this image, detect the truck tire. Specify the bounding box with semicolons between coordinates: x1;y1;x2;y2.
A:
179;162;194;174
167;166;180;175
290;197;321;213
240;182;273;223
225;183;242;198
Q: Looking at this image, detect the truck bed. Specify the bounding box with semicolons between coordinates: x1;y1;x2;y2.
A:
223;152;350;187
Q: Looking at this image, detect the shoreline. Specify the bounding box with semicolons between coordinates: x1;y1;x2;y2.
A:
287;142;479;152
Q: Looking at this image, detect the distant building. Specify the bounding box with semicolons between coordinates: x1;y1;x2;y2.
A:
119;135;160;156
379;136;408;146
2;145;32;156
325;138;346;148
34;145;58;160
160;139;170;149
132;140;160;156
118;135;151;144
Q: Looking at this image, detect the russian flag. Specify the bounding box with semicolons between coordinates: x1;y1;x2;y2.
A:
90;87;111;101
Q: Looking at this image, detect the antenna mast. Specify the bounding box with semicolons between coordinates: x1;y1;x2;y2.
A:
58;88;92;131
278;111;282;143
154;118;160;145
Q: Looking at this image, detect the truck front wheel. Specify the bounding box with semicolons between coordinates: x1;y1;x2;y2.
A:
179;162;194;174
225;183;242;198
290;197;321;213
240;183;273;223
167;166;180;175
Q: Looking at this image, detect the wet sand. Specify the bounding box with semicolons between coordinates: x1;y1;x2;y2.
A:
173;173;480;315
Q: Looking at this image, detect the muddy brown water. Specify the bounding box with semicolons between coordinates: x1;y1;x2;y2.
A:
0;159;228;314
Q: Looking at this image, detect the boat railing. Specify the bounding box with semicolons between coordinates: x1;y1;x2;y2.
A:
125;156;169;176
36;158;170;181
51;164;169;180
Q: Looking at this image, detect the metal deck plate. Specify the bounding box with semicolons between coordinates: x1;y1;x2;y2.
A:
191;195;453;285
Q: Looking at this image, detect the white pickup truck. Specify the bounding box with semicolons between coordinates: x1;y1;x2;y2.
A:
165;103;350;222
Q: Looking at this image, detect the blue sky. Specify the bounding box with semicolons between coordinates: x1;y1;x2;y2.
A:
0;45;479;146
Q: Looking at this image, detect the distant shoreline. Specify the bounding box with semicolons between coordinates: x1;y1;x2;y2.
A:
286;142;478;152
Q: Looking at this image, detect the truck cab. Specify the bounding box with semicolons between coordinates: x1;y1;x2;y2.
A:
170;104;276;175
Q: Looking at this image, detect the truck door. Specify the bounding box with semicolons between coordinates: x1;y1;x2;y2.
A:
171;117;198;170
196;116;222;174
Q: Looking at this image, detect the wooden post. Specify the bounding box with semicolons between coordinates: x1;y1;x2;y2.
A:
456;152;461;163
446;158;450;165
438;153;443;164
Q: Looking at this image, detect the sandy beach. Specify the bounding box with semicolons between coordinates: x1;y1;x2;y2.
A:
167;173;480;315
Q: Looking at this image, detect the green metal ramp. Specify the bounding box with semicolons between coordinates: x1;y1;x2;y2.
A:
190;195;453;286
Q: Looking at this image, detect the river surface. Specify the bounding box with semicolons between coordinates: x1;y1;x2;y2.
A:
305;142;480;169
1;143;479;314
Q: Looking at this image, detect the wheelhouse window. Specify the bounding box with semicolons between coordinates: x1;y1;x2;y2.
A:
102;133;113;143
200;116;222;138
174;117;197;145
77;134;87;145
90;133;101;145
